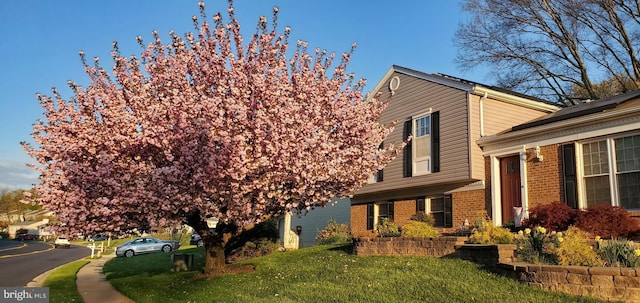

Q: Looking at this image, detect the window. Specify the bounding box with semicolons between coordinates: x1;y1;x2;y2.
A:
580;134;640;209
415;195;452;228
377;201;394;222
413;115;431;175
616;135;640;209
403;111;440;177
582;141;611;207
367;143;385;184
366;201;395;230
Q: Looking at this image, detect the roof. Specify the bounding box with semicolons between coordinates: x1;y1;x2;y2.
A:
10;220;44;227
430;72;557;106
508;90;640;132
369;65;559;112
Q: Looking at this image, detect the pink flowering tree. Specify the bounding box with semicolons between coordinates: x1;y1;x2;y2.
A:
22;2;402;276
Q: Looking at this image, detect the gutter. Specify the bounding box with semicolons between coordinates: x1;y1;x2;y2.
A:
477;105;640;148
472;86;559;113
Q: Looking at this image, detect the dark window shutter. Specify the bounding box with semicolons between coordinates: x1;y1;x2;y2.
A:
376;169;384;182
416;198;425;212
389;201;395;221
376;143;384;182
431;111;440;173
562;144;578;209
444;194;453;228
366;203;374;230
403;118;413;177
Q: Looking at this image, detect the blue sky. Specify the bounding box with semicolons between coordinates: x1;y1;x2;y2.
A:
0;0;486;190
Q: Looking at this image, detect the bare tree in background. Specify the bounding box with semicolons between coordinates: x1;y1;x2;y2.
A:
455;0;640;105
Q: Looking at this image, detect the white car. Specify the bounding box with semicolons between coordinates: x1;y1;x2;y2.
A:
54;237;71;248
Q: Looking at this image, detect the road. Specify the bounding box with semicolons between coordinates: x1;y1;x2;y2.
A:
0;240;90;286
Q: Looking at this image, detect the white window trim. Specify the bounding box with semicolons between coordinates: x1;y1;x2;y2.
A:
412;109;432;176
373;201;393;228
576;132;640;210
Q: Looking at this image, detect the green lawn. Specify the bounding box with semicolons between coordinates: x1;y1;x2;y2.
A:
102;245;610;303
42;260;89;303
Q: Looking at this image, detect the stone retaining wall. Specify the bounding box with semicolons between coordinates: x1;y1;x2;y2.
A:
353;237;515;266
455;244;516;267
495;263;640;302
352;237;466;257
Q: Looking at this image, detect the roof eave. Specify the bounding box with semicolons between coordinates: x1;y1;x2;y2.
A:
472;86;559;113
477;105;640;148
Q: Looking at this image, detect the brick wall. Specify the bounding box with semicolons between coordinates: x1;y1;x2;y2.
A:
452;190;486;230
350;204;374;238
526;144;564;209
350;200;421;237
393;199;416;227
350;192;489;235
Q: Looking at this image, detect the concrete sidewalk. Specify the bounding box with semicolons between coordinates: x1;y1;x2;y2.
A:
27;252;134;303
76;253;134;303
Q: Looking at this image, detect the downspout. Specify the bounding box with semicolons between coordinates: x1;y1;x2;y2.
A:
480;92;487;137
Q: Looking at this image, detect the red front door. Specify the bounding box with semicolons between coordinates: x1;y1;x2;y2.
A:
500;155;522;224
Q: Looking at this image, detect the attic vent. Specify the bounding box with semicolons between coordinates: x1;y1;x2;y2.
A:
389;76;400;92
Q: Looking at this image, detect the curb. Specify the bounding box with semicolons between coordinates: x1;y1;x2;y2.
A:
26;254;90;287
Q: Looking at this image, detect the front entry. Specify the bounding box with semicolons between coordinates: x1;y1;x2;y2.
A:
500;155;522;224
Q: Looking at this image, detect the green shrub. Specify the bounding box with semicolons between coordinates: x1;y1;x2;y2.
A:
554;226;602;267
575;204;640;239
410;212;435;226
225;220;279;263
501;221;516;232
401;221;440;238
315;219;352;245
468;220;514;244
598;238;640;267
376;218;401;237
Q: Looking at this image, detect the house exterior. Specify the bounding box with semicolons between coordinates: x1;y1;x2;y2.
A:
478;90;640;226
6;209;55;239
350;66;559;237
8;219;52;239
278;198;350;249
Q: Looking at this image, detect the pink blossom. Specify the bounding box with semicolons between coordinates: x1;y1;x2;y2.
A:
23;1;404;276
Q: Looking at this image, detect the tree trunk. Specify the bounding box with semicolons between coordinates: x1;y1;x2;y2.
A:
203;235;227;276
185;210;229;276
185;210;255;276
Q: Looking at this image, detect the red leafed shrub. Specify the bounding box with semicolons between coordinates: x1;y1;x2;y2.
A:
522;202;577;232
575;204;640;239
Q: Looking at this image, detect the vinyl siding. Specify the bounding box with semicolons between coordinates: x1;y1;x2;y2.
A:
467;95;551;180
482;98;549;136
355;72;471;197
280;198;351;247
